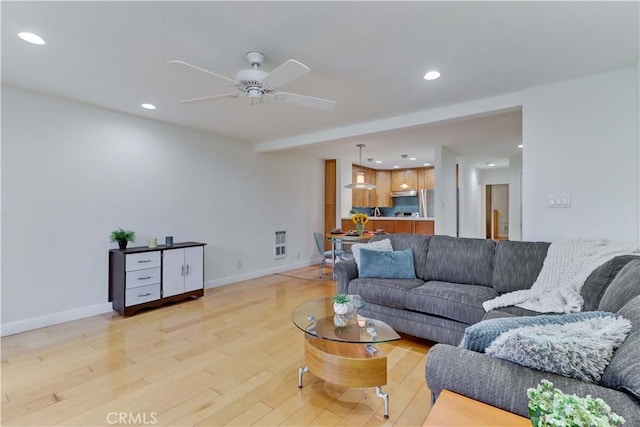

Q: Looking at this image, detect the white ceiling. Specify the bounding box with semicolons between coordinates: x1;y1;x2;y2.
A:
2;1;638;169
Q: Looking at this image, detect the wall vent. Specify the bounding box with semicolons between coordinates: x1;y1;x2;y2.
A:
274;230;286;259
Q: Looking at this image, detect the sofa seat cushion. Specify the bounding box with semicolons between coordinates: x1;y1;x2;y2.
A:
349;277;425;309
425;236;495;287
406;281;498;325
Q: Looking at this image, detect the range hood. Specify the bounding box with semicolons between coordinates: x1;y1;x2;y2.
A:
390;190;417;197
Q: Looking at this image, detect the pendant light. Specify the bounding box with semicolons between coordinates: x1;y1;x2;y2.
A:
400;154;410;189
345;144;376;189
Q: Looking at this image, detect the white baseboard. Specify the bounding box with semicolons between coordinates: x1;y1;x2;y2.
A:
1;302;113;337
1;259;322;336
205;259;320;289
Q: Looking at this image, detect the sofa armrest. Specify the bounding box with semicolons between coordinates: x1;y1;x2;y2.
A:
425;344;640;423
334;260;358;294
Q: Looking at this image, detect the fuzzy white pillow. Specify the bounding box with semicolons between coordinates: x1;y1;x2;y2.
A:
351;239;393;273
485;315;631;383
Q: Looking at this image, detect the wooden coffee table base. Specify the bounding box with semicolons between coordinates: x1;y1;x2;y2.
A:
423;390;530;426
298;335;390;419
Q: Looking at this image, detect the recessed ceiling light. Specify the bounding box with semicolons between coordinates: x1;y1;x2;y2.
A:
487;162;496;167
18;32;46;45
409;157;416;161
141;103;157;110
517;144;524;148
393;165;400;169
423;70;441;81
375;160;382;164
424;163;431;166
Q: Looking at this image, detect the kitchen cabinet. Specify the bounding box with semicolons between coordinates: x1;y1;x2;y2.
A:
351;165;376;207
417;167;435;190
386;220;434;235
109;242;206;316
391;169;417;192
162;246;204;297
372;220;395;233
375;170;392;207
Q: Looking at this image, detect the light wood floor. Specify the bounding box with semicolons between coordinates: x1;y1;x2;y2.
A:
1;266;434;426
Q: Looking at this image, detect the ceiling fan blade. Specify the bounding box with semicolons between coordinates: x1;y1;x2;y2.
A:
262;60;310;89
167;60;238;85
272;92;337;111
179;93;243;104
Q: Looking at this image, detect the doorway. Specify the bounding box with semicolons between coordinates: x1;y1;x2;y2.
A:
485;184;509;240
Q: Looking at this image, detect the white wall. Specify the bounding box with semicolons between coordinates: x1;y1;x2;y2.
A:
508;155;523;241
522;67;639;242
434;146;458;236
457;159;480;238
1;86;324;332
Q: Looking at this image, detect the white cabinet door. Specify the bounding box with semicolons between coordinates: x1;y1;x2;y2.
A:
162;248;185;298
184;246;204;292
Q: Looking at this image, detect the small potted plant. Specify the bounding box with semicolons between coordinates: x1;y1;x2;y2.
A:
332;294;353;315
110;228;136;250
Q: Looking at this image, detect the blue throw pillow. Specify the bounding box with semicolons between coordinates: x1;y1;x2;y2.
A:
460;311;618;352
359;248;416;279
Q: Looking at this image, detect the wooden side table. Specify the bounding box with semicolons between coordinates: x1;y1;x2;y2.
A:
423;390;531;426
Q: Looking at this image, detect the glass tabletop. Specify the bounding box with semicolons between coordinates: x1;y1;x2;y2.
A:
291;295;401;344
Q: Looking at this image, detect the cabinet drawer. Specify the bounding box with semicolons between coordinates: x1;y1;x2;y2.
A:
125;283;160;307
126;252;160;271
126;267;161;289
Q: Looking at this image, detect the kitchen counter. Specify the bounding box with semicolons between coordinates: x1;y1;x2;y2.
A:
343;216;435;221
341;216;435;235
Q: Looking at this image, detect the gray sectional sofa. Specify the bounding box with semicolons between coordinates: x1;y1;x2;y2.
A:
334;234;640;423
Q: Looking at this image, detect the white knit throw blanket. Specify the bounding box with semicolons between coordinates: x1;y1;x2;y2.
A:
483;238;640;314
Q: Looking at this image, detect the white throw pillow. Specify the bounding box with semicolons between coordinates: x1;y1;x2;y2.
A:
351;239;393;273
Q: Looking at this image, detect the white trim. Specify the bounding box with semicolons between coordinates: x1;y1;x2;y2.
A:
1;259;322;336
1;302;113;337
205;259;320;289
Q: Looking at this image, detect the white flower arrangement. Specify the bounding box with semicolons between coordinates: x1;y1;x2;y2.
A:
527;380;624;427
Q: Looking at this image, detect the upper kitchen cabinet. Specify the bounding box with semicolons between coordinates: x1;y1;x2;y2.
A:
418;167;435;190
375;170;392;207
391;169;418;192
351;165;376;207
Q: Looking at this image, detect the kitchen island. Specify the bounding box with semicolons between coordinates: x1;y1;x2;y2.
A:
341;217;434;235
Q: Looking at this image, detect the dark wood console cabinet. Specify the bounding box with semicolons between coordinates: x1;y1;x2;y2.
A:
109;242;206;316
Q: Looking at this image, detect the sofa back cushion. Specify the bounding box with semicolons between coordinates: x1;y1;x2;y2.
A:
598;258;640;313
424;235;495;286
491;240;549;294
600;294;640;401
370;234;431;280
584;256;640;311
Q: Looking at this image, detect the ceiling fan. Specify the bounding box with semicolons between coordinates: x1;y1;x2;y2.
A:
168;51;337;110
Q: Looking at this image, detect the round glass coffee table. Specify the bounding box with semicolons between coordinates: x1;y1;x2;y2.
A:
292;295;401;419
